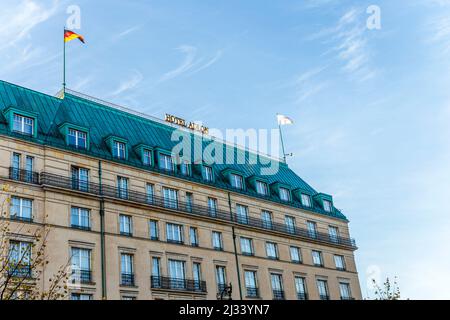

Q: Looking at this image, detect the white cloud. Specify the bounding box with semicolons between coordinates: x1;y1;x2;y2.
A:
113;25;142;41
159;45;223;82
111;70;143;96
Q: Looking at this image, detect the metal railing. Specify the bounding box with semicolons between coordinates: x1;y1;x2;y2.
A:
341;296;355;300
297;292;308;300
8;265;32;278
246;287;259;298
151;276;207;293
10;215;33;223
13;170;356;249
9;167;39;184
273;290;285;300
71;269;92;284
121;273;135;286
320;294;330;300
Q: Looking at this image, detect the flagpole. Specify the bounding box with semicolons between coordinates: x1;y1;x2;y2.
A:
279;123;287;164
63;28;66;95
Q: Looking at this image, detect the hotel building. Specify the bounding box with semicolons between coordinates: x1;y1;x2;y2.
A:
0;80;361;300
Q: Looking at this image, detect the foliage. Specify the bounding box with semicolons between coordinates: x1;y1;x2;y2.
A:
372;277;402;300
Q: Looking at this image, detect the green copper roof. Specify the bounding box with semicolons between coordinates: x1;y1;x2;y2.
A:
0;80;347;221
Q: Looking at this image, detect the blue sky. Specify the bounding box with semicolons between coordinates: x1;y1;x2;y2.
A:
1;0;450;299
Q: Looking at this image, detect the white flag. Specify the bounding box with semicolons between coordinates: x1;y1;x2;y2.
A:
277;114;294;126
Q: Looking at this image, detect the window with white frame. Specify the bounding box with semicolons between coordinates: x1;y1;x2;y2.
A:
317;280;329;300
279;187;290;202
236;204;249;224
190;227;199;246
203;166;213;182
301;194;312;207
11;153;21;180
68;128;87;149
117;176;128;199
113;140;126;159
312;250;323;267
13;114;34;135
71;293;92;300
208;197;217;217
186;192;193;212
261;210;273;229
180;161;190;176
9;241;32;277
290;246;302;263
159;153;173;172
120;253;134;286
25;156;34;182
166;223;183;243
266;242;279;259
71;248;91;283
323;199;333;212
119;214;132;236
328;226;339;243
339;282;352;300
295;277;308;300
285;216;296;234
307;221;317;239
244;271;258;297
334;255;346;271
10;197;32;221
168;259;186;288
71;207;90;230
149;220;159;240
240;237;254;256
163;187;178;209
193;262;202;290
230;173;244;190
256;181;269;196
71;166;89;191
271;274;284;299
215;266;227;292
143;149;152;166
146;183;154;204
212;231;223;250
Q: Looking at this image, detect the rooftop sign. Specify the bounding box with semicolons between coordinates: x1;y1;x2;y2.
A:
165;114;209;135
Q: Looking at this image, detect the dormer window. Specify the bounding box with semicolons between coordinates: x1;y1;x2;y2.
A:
301;194;312;207
256;181;269;196
323;200;333;212
279;187;291;202
143;149;152;166
203;166;213;182
68;128;87;149
113;141;126;159
179;161;190;176
159;153;173;172
230;173;244;190
13;114;34;135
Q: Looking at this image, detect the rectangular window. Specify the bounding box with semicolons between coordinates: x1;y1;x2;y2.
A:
149;220;159;240
163;187;178;209
68;128;87;149
261;210;273;229
244;271;258;298
186;192;193;213
203;166;213;182
236;204;249;225
212;231;223;251
13;114;34;135
312;250;323;267
166;223;183;244
307;221;318;239
180;162;190;176
11;152;21;180
10;197;33;222
279;187;290;202
285;216;296;234
193;262;202;291
295;277;308;300
323;200;333;212
168;259;186;289
317;280;329;300
240;237;254;256
339;283;352;300
328;226;340;243
334;255;346;271
71;293;92;300
208;197;218;217
113;140;126;159
230;173;244;190
266;242;279;260
215;266;227;293
9;241;32;278
190;227;199;246
143;149;152;166
271;274;284;300
256;181;269;196
290;246;302;264
71;247;91;284
146;183;154;204
151;257;161;288
71;166;89;192
71;207;91;230
301;194;312;207
25;156;34;183
159;154;173;172
120;253;134;286
119;214;133;236
117;176;129;199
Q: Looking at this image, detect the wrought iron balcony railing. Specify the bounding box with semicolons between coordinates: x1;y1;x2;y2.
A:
9;167;39;184
9;170;356;249
8;265;32;278
246;287;260;298
71;269;92;284
297;292;308;300
341;296;355;300
273;290;285;300
320;294;330;300
121;273;135;287
10;215;33;223
151;276;207;293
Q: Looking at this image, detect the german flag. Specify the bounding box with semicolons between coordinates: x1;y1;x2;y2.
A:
64;29;85;43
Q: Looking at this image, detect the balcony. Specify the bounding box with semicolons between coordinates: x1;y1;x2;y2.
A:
246;287;260;298
9;168;39;184
320;294;330;300
71;269;92;284
8;265;32;278
151;276;207;293
273;290;285;300
10;215;33;223
121;273;135;287
341;296;355;300
31;171;356;249
297;292;308;300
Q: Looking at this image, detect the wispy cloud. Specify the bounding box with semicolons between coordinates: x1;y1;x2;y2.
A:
427;15;450;54
112;25;142;41
111;70;143;96
159;45;223;82
291;66;328;103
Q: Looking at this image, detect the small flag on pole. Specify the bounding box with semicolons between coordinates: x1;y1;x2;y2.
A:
64;29;85;43
277;114;294;126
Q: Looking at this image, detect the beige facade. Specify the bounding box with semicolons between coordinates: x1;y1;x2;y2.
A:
0;136;361;300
